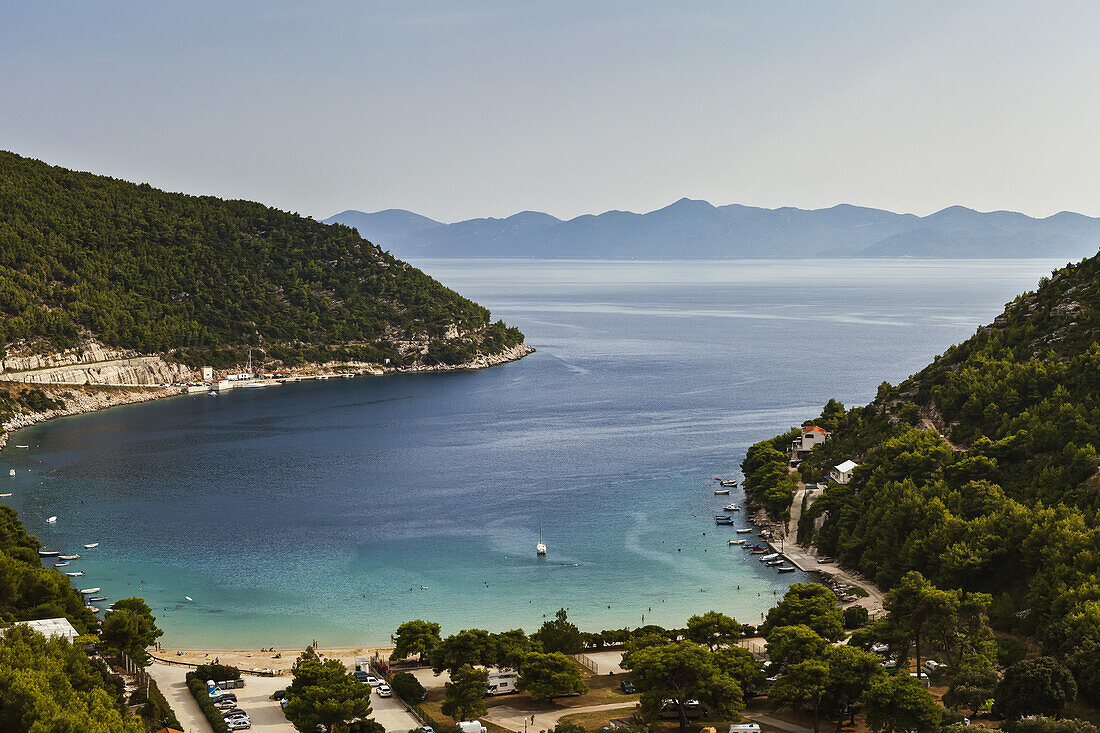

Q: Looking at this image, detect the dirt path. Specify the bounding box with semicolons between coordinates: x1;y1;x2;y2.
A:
486;702;636;732
778;476;885;615
920;418;965;452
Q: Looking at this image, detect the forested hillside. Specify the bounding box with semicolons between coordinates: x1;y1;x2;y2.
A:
0;151;525;368
743;250;1100;704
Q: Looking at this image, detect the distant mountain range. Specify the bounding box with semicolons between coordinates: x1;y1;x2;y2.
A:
324;200;1100;260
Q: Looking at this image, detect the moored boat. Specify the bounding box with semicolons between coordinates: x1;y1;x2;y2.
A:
79;587;101;594
39;549;60;557
59;554;79;560
719;480;738;487
713;489;730;495
46;516;57;523
64;571;84;576
88;595;108;602
735;528;753;534
728;539;746;545
54;561;70;567
85;605;99;612
777;566;797;573
83;542;99;549
722;503;741;511
714;515;734;525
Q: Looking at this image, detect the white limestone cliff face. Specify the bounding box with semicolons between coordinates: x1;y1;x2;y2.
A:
1;340;194;386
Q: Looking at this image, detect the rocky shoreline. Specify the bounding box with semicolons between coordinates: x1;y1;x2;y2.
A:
0;343;535;450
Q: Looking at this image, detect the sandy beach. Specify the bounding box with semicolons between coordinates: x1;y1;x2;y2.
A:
153;645;394;675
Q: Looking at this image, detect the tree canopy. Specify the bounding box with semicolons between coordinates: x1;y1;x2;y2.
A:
285;646;373;733
517;651;588;702
624;640;744;728
441;664;489;722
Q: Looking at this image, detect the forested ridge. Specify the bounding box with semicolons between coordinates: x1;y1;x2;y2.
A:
743;250;1100;706
0;151;524;368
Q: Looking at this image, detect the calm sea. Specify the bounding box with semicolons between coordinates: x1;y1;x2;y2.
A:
2;258;1063;648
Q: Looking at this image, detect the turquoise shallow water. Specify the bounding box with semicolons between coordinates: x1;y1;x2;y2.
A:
2;258;1062;648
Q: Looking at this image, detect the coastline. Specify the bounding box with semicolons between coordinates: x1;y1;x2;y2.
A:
0;342;534;450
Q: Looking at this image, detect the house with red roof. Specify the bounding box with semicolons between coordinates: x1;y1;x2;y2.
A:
788;425;830;467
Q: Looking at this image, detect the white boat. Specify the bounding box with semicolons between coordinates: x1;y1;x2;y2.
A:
79;587;101;594
184;596;193;601
536;519;547;556
777;566;797;573
65;571;84;576
15;445;28;449
759;553;781;562
719;480;738;487
8;469;14;476
38;549;60;557
735;528;753;534
59;554;79;560
85;605;100;612
54;561;70;567
728;539;746;545
0;493;11;498
714;489;730;495
84;543;99;549
723;503;741;511
46;516;57;524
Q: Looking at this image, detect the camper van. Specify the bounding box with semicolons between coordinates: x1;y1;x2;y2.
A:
486;672;519;696
728;725;762;733
458;722;487;733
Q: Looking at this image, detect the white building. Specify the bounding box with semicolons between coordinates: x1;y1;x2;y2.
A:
17;617;80;641
788;425;831;467
831;459;859;484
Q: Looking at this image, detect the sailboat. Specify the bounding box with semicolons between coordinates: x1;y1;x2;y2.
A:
536;519;547;556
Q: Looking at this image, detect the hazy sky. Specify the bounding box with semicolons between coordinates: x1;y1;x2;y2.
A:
3;1;1098;221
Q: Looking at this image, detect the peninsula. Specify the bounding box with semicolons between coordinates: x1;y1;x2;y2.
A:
0;151;532;441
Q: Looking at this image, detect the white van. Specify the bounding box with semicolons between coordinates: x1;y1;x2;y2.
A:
729;725;762;733
486;672;519;696
459;722;487;733
922;659;947;675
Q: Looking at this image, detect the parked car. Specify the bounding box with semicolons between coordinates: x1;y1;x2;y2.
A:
366;674;381;687
659;700;708;719
226;719;252;731
213;692;237;702
353;670;371;683
870;643;890;655
419;727;434;733
222;708;248;719
817;556;835;564
619;680;635;694
271;689;286;700
214;698;238;709
377;683;392;697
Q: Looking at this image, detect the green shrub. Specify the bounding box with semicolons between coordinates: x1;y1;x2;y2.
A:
185;673;229;733
843;605;869;629
142;676;182;731
391;671;427;703
194;663;241;681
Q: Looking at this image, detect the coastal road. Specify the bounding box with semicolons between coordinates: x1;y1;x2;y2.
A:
147;661;212;733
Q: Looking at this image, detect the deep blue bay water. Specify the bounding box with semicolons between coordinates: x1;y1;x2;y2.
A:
2;258;1064;648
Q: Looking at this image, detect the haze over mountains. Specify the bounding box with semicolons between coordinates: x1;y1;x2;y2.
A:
325;200;1100;260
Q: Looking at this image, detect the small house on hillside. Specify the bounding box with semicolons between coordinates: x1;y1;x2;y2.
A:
788;425;831;467
831;460;858;484
15;617;79;641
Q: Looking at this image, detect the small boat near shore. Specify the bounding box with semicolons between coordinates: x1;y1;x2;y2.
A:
722;503;741;511
0;493;11;498
88;595;108;602
59;554;79;560
54;561;70;567
714;515;734;525
46;516;57;524
777;566;797;573
728;539;746;545
714;489;730;495
735;528;753;534
85;605;100;612
719;480;738;487
65;571;84;576
39;550;60;557
83;542;99;549
79;587;101;594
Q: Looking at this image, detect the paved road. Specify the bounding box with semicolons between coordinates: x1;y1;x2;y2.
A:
147;662;211;733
